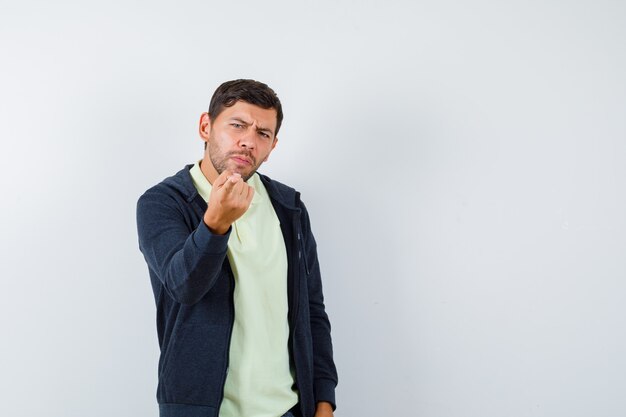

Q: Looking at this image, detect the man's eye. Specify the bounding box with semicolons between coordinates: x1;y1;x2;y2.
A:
260;132;270;138
232;123;243;128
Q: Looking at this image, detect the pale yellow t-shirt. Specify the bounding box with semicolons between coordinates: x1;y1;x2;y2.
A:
189;162;298;417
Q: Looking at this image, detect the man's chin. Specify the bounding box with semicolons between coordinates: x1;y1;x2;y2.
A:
242;171;257;182
232;168;256;182
217;161;257;181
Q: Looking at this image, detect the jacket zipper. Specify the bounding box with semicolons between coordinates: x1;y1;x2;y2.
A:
289;212;303;413
290;194;303;328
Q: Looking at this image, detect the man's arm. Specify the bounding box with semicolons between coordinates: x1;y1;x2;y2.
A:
136;171;253;305
136;189;230;305
300;201;338;411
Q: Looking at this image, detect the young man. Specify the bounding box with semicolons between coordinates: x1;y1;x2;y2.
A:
136;79;337;417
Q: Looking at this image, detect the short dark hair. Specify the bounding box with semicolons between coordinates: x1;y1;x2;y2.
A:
208;79;283;135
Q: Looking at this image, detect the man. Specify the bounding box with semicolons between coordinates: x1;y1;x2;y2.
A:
136;79;337;417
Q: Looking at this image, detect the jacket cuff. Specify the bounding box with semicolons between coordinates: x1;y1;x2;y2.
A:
314;378;337;410
192;219;231;253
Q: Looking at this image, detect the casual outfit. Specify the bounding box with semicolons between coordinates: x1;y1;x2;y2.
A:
136;164;337;417
189;162;297;416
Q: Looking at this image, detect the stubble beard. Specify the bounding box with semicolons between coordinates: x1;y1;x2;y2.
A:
208;138;258;182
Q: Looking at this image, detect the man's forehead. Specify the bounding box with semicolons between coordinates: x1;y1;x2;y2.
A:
223;102;277;130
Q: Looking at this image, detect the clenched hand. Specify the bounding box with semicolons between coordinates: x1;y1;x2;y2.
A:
203;170;254;235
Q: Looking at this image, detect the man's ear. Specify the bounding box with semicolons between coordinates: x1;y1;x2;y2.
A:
199;112;212;142
264;136;278;162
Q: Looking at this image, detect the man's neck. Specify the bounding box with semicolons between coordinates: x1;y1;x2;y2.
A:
199;159;218;185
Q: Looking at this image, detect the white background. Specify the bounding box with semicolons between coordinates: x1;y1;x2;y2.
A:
1;1;625;416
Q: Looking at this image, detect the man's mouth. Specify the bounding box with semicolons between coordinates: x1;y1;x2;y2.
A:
230;154;253;166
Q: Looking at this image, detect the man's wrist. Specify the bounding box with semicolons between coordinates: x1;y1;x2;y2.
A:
203;217;230;235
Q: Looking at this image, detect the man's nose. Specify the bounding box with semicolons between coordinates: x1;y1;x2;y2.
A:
238;127;256;149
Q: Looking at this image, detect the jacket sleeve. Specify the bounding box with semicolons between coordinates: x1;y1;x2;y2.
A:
300;201;339;410
136;188;230;305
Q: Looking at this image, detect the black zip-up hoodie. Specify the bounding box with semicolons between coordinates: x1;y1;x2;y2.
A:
136;165;337;417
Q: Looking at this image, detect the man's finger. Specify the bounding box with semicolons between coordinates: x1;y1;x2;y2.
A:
214;170;233;188
227;173;244;192
220;175;238;194
245;185;255;202
233;180;250;197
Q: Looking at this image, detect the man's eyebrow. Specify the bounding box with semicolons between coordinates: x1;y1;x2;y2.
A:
230;117;274;136
229;117;251;125
256;126;274;135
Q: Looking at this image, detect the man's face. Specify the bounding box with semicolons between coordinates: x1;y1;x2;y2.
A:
199;101;278;183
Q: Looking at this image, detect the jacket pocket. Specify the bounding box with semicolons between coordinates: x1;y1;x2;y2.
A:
160;323;229;406
298;232;317;276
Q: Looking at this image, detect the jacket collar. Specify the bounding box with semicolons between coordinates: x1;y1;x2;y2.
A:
258;173;301;212
162;164;199;203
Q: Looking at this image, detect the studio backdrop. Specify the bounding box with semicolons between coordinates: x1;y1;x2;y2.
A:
1;1;625;416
